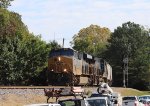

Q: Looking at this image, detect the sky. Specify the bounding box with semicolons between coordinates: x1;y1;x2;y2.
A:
8;0;150;48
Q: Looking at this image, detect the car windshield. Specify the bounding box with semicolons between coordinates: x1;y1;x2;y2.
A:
87;99;106;106
123;97;136;100
90;94;100;97
139;96;150;100
58;100;81;106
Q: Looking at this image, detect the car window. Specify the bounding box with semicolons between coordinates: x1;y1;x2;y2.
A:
123;97;136;100
59;101;81;106
140;96;150;100
61;101;75;106
87;99;106;106
90;94;100;97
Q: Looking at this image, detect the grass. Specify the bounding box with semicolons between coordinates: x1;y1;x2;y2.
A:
112;87;150;96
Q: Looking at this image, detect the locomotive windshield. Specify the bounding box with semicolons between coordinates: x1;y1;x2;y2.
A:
49;48;74;57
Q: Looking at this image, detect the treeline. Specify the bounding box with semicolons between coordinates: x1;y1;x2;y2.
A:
71;23;150;90
0;7;61;85
0;1;150;90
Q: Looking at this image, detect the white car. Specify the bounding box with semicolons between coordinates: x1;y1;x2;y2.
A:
84;97;110;106
139;95;150;102
24;103;61;106
58;97;111;106
122;96;144;106
90;92;122;106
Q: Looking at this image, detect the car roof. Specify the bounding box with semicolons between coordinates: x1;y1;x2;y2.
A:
123;96;137;97
91;93;111;96
25;103;60;106
58;98;82;102
85;97;107;100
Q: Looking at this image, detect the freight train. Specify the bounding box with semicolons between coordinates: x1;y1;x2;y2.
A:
47;48;112;86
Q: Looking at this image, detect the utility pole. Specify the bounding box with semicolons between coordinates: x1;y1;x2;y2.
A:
123;57;127;88
62;38;65;48
123;57;128;87
123;43;130;88
126;55;129;87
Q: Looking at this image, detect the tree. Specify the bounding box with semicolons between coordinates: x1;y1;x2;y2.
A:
0;8;52;85
105;22;150;89
0;31;50;85
16;34;50;85
71;24;111;57
47;40;61;50
0;0;14;8
0;8;29;85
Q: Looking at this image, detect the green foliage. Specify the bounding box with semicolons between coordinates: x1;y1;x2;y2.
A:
47;40;61;50
71;24;111;57
0;0;14;8
0;8;28;38
0;8;61;85
105;22;150;89
15;35;50;85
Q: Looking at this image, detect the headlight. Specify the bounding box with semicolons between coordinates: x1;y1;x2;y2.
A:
58;57;61;61
64;69;67;72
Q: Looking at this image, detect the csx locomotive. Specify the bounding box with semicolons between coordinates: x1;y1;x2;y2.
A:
47;48;112;86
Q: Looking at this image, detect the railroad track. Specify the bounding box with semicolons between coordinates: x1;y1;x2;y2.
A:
0;85;98;89
0;86;69;89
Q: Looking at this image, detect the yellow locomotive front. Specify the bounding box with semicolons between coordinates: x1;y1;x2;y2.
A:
48;55;73;73
47;48;74;85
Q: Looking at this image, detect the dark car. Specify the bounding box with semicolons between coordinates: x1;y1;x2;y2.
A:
58;98;82;106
